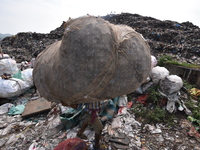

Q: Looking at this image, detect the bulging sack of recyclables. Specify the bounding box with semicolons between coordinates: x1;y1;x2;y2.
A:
0;68;33;98
33;16;151;104
0;77;30;98
0;56;19;76
150;66;169;84
159;75;183;95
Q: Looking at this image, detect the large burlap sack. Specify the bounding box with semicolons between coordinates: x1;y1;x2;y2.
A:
33;16;151;104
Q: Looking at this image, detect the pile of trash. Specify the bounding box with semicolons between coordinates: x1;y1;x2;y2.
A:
0;53;200;150
1;13;200;65
0;54;34;99
103;13;200;65
0;22;65;63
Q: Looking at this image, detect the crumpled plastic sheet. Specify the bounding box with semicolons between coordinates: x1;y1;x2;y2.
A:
117;95;128;107
8;104;25;115
110;112;141;136
111;117;122;129
144;124;162;134
84;128;95;142
0;103;14;115
66;127;79;139
0;121;36;136
0;114;22;128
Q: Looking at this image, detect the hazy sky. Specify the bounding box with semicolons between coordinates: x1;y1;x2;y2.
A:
1;0;200;35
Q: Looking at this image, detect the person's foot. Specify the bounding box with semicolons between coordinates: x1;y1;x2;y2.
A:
93;145;99;150
94;145;104;150
77;132;87;140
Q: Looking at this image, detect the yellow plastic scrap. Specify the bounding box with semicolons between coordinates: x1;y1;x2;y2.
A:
190;88;200;97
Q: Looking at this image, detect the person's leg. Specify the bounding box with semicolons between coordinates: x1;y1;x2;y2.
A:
91;117;103;150
77;120;88;139
94;130;102;150
77;113;90;139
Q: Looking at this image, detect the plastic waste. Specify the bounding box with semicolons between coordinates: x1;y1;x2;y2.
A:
156;135;164;142
21;68;34;87
151;55;157;68
53;137;87;150
190;88;200;97
111;117;122;128
159;75;183;113
0;103;14;115
0;77;30;98
144;124;162;134
150;66;169;84
0;57;19;76
12;70;22;80
117;95;128;107
0;138;6;147
8;105;25;115
6;133;24;145
28;141;38;150
0;54;10;59
47;114;63;136
159;75;183;95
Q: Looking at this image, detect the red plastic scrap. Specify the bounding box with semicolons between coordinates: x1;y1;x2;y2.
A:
136;94;149;104
188;126;200;138
54;137;87;150
127;102;133;108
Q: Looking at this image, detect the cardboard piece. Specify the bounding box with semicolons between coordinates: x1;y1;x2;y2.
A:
22;98;51;117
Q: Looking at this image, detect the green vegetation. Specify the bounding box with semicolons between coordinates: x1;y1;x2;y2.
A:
130;75;200;125
131;85;176;124
157;55;173;66
166;61;200;69
148;85;162;105
132;103;175;124
157;55;200;69
185;98;200;120
183;80;195;89
183;81;200;120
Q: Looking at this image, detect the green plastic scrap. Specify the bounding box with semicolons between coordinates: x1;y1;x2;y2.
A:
12;70;22;80
8;105;25;115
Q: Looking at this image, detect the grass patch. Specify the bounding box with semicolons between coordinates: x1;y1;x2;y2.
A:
131;85;176;124
132;103;175;124
165;60;200;69
157;55;200;69
185;99;200;120
182;81;200;120
157;55;173;66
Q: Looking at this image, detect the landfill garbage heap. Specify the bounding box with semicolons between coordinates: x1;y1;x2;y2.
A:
1;13;200;65
33;16;151;104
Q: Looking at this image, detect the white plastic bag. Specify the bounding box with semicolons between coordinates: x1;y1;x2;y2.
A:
0;77;30;98
111;117;122;128
0;54;10;59
21;68;33;87
117;95;128;107
150;66;169;84
159;75;183;95
0;103;14;115
0;58;19;76
151;55;157;68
